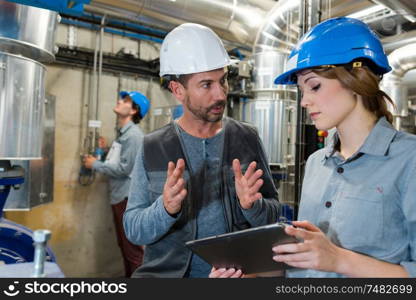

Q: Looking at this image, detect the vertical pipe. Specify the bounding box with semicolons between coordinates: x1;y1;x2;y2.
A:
88;30;100;154
95;15;106;148
96;15;106;122
32;230;51;278
294;0;308;220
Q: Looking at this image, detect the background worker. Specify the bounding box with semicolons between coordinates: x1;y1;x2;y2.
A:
83;91;150;277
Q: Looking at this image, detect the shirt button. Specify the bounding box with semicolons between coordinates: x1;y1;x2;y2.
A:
337;167;344;174
325;201;332;208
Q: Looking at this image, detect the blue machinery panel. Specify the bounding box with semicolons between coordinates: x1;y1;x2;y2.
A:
0;218;55;264
1;163;56;265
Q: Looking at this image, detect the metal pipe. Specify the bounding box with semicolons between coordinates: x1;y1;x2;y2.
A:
372;0;416;22
252;0;300;91
60;18;163;43
382;31;416;53
90;29;99;153
85;0;381;49
32;229;51;278
382;43;416;127
84;3;173;33
89;0;270;45
96;15;106;123
246;0;300;167
81;11;167;37
293;0;308;223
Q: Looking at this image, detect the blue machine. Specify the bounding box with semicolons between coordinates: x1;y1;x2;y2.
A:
0;161;55;265
0;219;56;264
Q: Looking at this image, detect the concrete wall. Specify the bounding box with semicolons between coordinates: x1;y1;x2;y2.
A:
5;24;178;277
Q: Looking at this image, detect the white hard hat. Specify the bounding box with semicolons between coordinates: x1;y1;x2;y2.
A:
159;23;233;76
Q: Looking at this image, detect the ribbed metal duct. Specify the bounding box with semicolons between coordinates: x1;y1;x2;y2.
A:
244;0;300;165
372;0;416;22
253;0;300;90
382;31;416;53
89;0;270;45
86;0;388;165
329;0;375;17
382;43;416;128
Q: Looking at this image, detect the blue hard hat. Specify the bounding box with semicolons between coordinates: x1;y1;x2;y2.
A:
119;91;150;118
172;104;184;120
274;17;392;85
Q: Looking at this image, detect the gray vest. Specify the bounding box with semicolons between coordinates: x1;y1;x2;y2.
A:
133;117;279;278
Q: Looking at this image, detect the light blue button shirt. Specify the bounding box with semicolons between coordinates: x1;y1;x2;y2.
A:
287;117;416;278
93;121;144;205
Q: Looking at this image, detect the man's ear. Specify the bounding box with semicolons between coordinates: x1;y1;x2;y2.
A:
169;81;186;103
129;106;138;117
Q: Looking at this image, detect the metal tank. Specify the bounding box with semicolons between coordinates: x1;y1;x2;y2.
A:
0;0;59;62
244;0;300;166
243;97;297;166
0;51;46;159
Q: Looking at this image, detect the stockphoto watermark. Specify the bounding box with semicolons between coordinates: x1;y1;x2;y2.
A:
2;280;127;297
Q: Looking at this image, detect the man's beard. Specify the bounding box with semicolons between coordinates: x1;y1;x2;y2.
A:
184;97;226;123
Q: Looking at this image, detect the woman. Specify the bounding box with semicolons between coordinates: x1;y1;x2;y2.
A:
210;17;416;278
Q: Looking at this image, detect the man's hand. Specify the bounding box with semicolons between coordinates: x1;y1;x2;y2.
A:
163;158;187;216
209;267;256;278
233;159;264;210
209;267;243;278
83;155;97;169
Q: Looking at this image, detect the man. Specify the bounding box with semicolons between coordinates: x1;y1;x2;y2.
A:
83;91;150;277
124;23;281;278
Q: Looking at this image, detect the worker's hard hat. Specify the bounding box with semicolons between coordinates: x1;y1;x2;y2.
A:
119;91;150;118
159;23;233;76
274;17;391;85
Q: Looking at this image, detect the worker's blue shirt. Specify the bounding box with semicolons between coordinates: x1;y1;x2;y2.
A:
93;121;143;205
287;117;416;278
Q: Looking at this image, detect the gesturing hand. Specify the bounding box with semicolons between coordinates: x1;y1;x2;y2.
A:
233;159;264;210
163;158;187;216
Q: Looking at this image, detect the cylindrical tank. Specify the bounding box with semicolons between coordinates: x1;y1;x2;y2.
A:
0;52;46;159
245;51;297;165
243;95;297;166
0;0;59;63
252;52;288;92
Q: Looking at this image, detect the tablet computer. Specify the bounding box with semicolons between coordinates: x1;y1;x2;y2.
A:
185;222;298;275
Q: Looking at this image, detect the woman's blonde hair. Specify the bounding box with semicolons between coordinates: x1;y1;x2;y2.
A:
312;64;394;124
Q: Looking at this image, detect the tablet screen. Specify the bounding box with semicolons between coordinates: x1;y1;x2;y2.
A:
185;222;298;275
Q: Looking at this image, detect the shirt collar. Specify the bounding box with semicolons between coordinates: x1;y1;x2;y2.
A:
358;117;397;156
324;117;397;160
119;120;134;135
324;135;338;159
